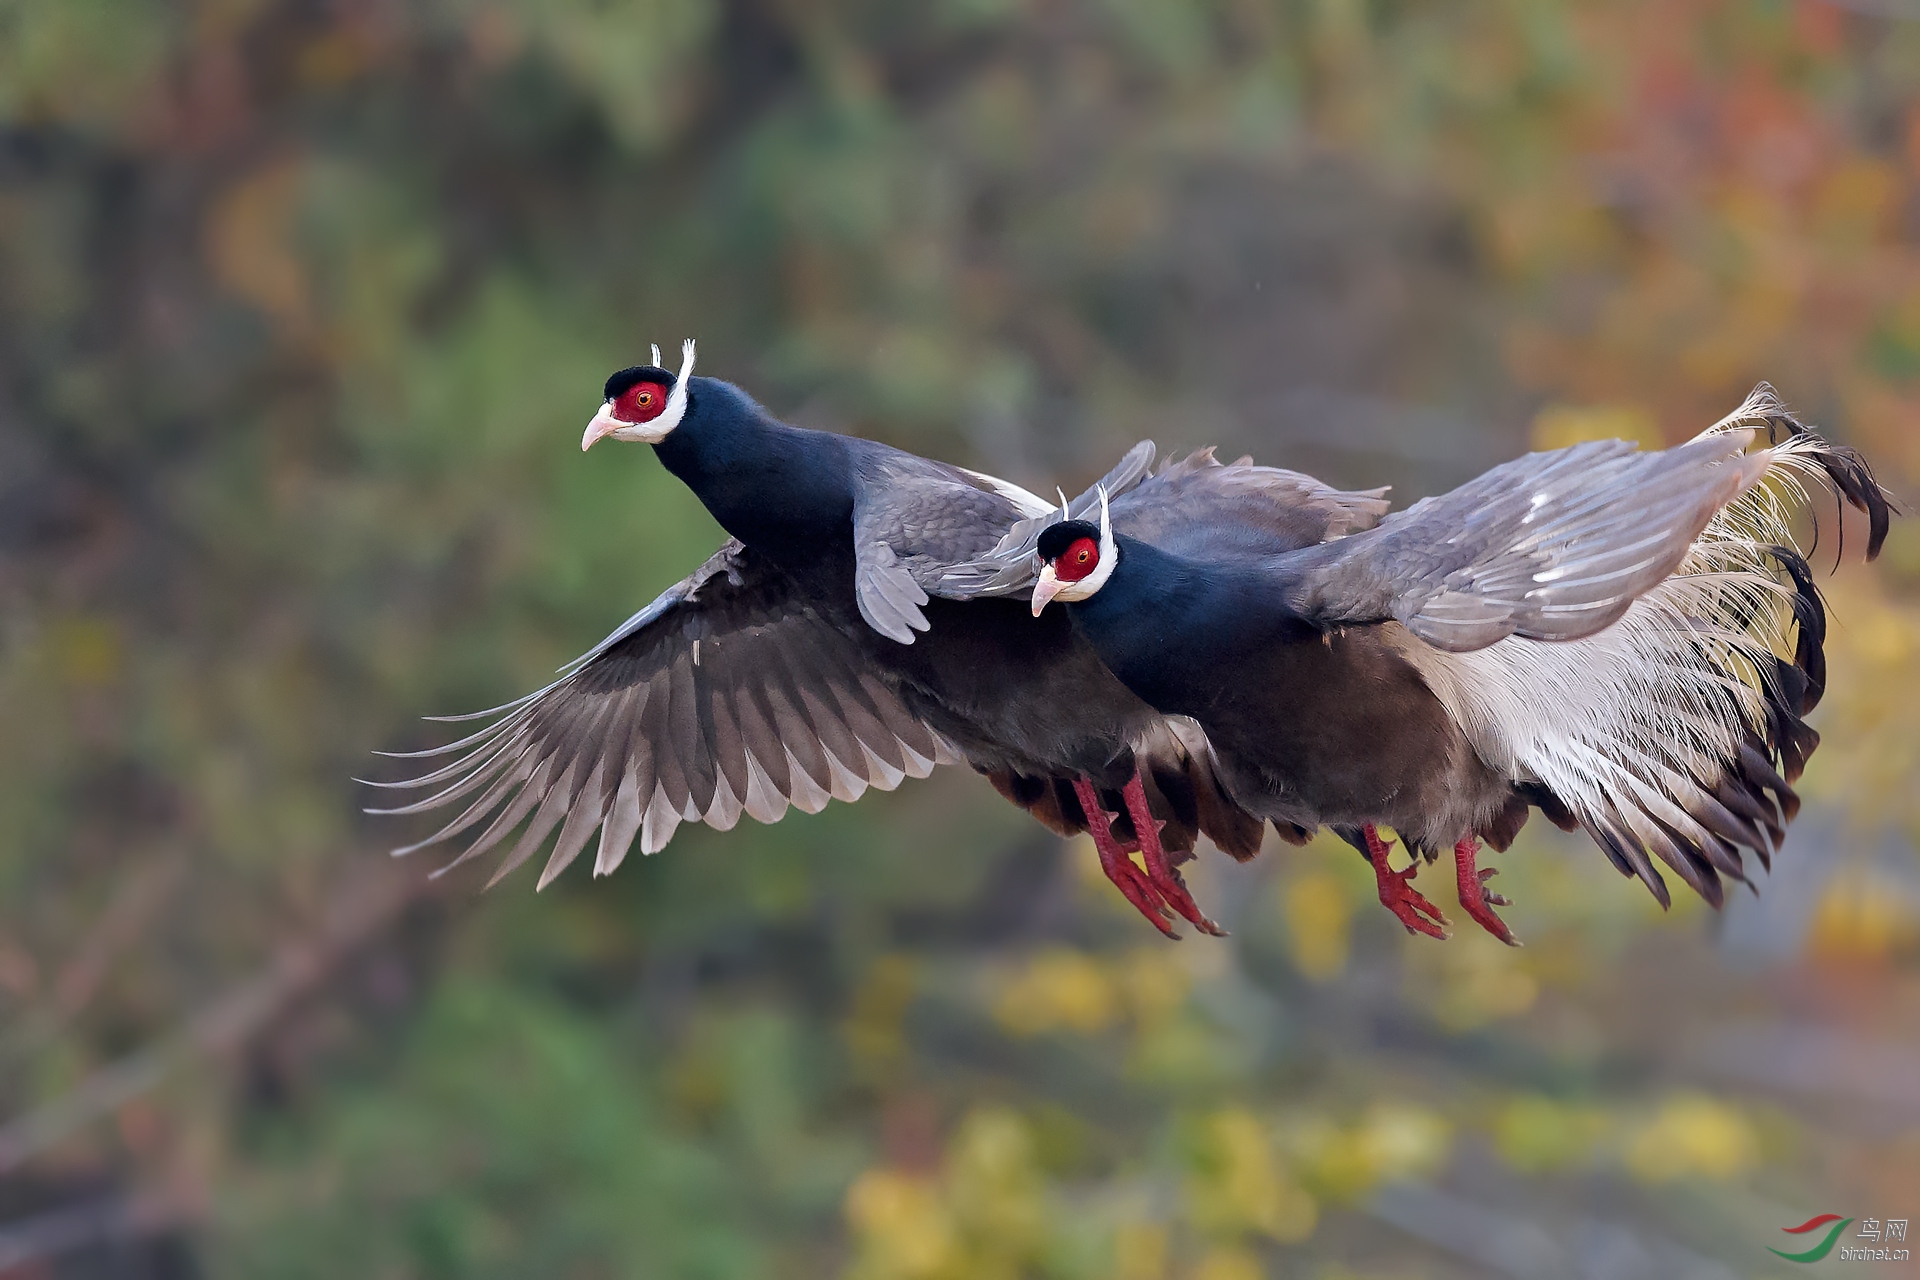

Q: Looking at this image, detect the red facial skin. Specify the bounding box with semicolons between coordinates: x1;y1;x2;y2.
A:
1053;536;1100;583
612;380;670;424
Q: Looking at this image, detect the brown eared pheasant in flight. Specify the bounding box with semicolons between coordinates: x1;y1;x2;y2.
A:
369;342;1393;937
1011;387;1894;943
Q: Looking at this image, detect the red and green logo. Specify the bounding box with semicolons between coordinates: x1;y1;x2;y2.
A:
1770;1214;1854;1263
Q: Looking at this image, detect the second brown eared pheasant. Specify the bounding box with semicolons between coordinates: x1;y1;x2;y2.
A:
1011;389;1893;943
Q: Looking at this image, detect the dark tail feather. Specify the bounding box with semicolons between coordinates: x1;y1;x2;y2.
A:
1517;782;1581;832
1712;774;1783;849
1556;394;1892;911
1271;820;1315;847
1641;815;1724;908
1755;393;1896;560
1480;793;1531;852
1766;545;1828;710
1685;789;1773;861
1158;720;1267;860
982;768;1078;838
1739;738;1798;823
1818;441;1894;560
1583;814;1671;908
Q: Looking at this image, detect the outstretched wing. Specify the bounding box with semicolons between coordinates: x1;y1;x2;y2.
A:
940;445;1390;596
368;541;957;888
1276;432;1768;651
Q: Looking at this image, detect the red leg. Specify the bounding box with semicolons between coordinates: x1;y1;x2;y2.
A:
1072;777;1178;939
1120;774;1226;936
1454;838;1520;946
1364;824;1449;940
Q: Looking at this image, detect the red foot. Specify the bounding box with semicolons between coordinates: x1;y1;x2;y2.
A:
1119;774;1226;936
1364;824;1449;940
1073;777;1177;938
1454;838;1520;946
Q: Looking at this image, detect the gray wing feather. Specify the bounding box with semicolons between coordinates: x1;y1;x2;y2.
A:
850;454;1057;637
1279;432;1765;651
1117;446;1391;556
368;540;956;887
941;443;1391;596
854;536;931;645
938;441;1160;596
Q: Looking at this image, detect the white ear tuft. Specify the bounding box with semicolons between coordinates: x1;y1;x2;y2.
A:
652;343;662;367
1056;483;1119;602
634;338;696;443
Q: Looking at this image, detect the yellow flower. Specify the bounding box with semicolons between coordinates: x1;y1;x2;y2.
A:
1493;1095;1608;1173
1120;946;1192;1029
843;1108;1055;1280
1428;939;1538;1031
1112;1223;1169;1280
946;1108;1045;1251
1287;1104;1451;1202
1188;1246;1266;1280
1185;1109;1318;1244
993;948;1120;1037
844;1169;956;1280
845;955;919;1070
1624;1095;1757;1183
1354;1103;1451;1183
1806;868;1920;963
1282;871;1351;981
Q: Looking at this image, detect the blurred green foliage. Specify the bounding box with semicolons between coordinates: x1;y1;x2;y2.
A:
3;1;1919;1276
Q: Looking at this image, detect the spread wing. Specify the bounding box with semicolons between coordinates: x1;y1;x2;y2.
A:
1275;432;1768;651
367;540;958;888
940;445;1390;596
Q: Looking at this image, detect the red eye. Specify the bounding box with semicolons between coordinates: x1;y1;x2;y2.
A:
1055;536;1100;583
615;380;669;424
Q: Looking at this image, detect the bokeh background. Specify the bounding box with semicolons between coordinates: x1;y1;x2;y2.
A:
3;1;1920;1276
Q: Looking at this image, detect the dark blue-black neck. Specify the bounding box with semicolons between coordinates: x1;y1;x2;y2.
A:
1066;534;1308;719
650;377;856;564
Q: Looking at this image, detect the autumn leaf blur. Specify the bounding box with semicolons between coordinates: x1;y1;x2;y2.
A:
2;1;1918;1276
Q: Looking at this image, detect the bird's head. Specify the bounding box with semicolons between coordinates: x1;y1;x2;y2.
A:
582;339;697;449
1031;486;1116;615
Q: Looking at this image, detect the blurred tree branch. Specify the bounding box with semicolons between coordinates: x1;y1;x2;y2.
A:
0;859;431;1176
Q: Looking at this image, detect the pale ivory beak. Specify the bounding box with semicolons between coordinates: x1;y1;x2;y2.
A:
1031;564;1067;616
582;403;623;451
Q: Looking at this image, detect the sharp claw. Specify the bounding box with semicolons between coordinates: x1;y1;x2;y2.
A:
1382;867;1451;940
1075;777;1182;938
1120;774;1227;936
1363;824;1451;941
1454;838;1520;946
